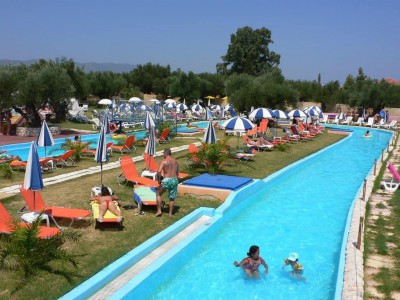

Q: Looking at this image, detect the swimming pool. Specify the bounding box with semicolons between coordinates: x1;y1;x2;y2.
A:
107;127;391;299
1;121;214;160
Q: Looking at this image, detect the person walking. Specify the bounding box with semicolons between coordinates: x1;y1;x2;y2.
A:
156;148;179;217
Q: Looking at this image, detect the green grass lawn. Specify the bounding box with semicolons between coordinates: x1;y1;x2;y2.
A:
0;130;345;300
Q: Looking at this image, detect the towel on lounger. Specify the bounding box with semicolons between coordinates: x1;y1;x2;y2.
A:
133;187;157;205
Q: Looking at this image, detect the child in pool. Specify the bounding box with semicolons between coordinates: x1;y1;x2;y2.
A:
282;252;306;281
364;131;371;137
233;245;269;278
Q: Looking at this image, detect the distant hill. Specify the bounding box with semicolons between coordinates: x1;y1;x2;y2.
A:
0;59;136;73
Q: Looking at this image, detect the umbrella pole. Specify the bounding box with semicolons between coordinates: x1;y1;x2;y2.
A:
101;163;103;185
33;190;36;211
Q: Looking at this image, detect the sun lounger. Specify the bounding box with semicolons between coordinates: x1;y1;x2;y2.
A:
9;158;54;172
0;202;60;239
117;156;160;187
90;200;123;229
142;153;189;180
53;150;76;168
111;135;136;154
20;187;91;229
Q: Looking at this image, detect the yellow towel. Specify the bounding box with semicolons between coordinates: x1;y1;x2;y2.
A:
91;201;121;219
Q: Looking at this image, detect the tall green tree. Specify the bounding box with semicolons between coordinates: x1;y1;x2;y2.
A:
87;71;127;99
217;26;280;76
0;65;27;110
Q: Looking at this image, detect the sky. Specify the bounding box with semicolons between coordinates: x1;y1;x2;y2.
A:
1;0;399;84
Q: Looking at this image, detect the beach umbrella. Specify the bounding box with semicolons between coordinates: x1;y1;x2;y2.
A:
307;108;320;117
145;126;156;156
225;104;233;111
249;108;276;120
191;104;203;112
203;120;217;144
98;99;112;105
139;104;152;112
362;108;366;119
36;120;54;157
204;107;213;120
304;106;322;114
273;109;289;119
149;99;160;104
128;97;142;103
222;96;228;100
95;117;109;185
210;104;222;111
287;109;308;119
338;111;346;120
165;99;176;104
144;111;155;129
23;142;44;210
221;117;255;131
164;102;176;110
102;112;110;134
176;103;188;112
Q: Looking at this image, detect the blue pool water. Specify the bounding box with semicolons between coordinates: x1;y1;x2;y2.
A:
114;127;391;299
1;121;213;160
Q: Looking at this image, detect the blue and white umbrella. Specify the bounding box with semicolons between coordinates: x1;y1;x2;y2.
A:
307;108;320;117
221;117;255;131
24;142;44;210
225;104;233;111
144;111;155;129
101;111;110;134
95;117;109;184
210;105;222;111
249;108;276;120
37;120;54;157
287;109;308;119
191;104;204;112
203;120;217;144
304;106;322;114
164;102;176;110
128;97;142;103
165;99;176;104
338;111;346;120
176;103;188;112
145;126;156;156
204;107;213;120
273;109;289;119
139;104;152;112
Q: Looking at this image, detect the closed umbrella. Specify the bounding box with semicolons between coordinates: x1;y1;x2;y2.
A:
23;142;44;210
145;126;156;156
95;117;109;185
249;108;276;120
37;120;55;157
338;111;346;121
139;104;152;112
287;109;308;119
203;120;217;144
204;107;213;120
144;111;155;129
273;109;289;119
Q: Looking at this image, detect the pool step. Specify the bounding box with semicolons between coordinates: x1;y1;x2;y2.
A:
88;215;211;300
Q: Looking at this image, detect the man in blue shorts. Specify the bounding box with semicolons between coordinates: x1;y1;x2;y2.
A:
156;148;179;217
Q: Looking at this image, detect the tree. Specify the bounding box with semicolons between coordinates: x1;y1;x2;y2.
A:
15;63;74;126
87;71;127;99
217;26;280;76
0;65;27;110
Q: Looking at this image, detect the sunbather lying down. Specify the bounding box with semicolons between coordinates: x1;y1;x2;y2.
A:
90;185;122;222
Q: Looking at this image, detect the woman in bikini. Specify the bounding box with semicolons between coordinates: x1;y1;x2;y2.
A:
233;245;269;278
90;186;122;222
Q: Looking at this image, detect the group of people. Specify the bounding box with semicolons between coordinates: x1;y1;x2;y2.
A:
233;245;306;280
91;148;180;221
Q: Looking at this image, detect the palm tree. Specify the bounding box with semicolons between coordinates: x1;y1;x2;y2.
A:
0;215;82;294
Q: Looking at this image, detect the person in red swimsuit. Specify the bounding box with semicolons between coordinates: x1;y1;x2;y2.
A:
90;186;122;222
233;245;269;278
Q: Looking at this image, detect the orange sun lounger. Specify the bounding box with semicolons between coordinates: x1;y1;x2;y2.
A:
20;187;91;229
117;156;160;187
143;153;189;180
0;202;60;239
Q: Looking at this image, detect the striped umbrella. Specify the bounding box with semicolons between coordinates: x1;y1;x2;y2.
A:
144;111;155;129
204;107;213;120
304;106;322;114
210;105;222;111
273;109;289;119
23;142;44;210
165;99;176;104
338;111;346;120
36;120;55;157
164;102;176;110
128;97;142;103
307;108;320;117
287;109;308;119
221;117;255;131
176;103;188;112
203;120;217;144
249;108;276;120
191;104;203;112
145;126;156;156
95;117;109;184
139;104;152;112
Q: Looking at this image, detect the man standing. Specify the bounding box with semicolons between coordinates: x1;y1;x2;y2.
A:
156;148;179;217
